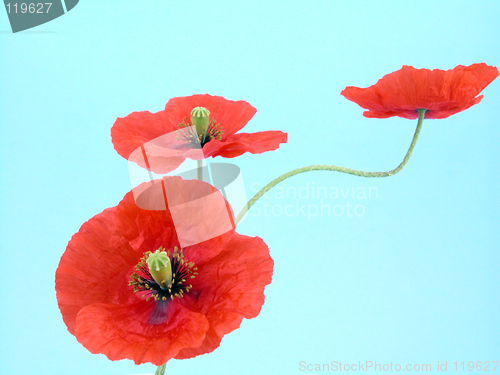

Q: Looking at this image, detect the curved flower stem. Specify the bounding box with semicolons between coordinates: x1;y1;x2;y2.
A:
155;363;166;375
235;109;426;225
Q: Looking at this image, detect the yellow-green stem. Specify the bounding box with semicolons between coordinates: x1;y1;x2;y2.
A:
235;109;426;225
155;363;166;375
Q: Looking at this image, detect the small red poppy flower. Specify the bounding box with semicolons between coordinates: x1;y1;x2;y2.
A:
341;63;499;119
112;94;288;173
55;177;273;365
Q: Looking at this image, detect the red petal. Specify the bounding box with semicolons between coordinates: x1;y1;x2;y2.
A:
75;301;209;365
117;177;234;262
55;207;140;334
341;63;499;119
203;131;288;158
174;311;244;360
175;233;273;359
164;94;257;137
115;185;179;256
111;110;178;160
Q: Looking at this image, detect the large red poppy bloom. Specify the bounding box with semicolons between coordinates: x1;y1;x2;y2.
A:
55;177;273;365
112;94;287;173
341;63;499;119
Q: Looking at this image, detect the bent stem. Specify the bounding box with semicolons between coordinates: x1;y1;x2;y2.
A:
235;109;426;225
155;364;166;375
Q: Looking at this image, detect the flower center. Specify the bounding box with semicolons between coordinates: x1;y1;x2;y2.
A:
129;246;197;302
177;106;223;147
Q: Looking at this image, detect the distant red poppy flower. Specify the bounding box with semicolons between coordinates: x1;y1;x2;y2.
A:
341;63;499;119
55;177;273;365
112;94;287;173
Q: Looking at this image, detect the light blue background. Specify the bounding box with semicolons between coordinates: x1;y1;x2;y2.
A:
1;1;499;374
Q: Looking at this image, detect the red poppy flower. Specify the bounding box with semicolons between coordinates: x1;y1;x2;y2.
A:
55;176;273;365
112;94;288;173
341;63;499;119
